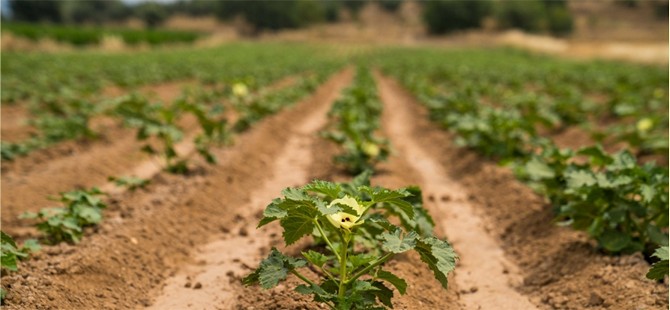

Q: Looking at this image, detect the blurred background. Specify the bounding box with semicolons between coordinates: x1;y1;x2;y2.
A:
0;0;668;63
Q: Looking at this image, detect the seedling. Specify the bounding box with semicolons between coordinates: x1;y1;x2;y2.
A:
244;179;457;309
21;188;107;244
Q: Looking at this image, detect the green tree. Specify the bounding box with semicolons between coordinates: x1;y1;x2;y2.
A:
423;0;492;34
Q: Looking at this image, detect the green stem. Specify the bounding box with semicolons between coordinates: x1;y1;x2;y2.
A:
315;220;341;261
290;269;317;287
337;232;349;302
346;252;394;284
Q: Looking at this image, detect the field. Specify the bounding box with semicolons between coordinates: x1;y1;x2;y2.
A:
1;43;668;309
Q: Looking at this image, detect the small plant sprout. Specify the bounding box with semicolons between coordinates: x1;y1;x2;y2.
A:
108;176;150;191
243;179;457;309
21;188;107;244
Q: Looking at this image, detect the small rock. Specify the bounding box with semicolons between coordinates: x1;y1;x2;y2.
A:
469;287;478;293
129;237;138;245
441;195;451;202
587;292;604;306
238;228;248;237
184;282;192;288
193;282;203;289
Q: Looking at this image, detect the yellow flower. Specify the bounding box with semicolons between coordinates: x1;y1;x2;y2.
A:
637;118;653;133
326;196;366;230
232;83;248;97
362;142;380;158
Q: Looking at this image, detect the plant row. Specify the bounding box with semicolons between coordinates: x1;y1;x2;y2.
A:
322;66;389;175
378;48;668;277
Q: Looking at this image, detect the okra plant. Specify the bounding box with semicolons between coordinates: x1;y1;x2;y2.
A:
646;246;669;280
1;231;40;302
243;179;457;309
21;188;107;244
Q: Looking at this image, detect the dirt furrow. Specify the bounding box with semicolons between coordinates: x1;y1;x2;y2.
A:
1;68;353;310
374;74;668;310
147;70;348;310
375;73;537;309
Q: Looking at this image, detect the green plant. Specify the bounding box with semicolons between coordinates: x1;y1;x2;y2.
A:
323;67;390;174
243;179;457;309
646;246;669;280
112;94;187;173
108;176;150;191
21;188;107;244
1;231;41;302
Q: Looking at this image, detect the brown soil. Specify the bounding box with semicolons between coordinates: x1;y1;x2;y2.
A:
1;104;35;142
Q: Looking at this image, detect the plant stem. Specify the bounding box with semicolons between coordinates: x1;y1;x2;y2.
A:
337;232;349;302
314;220;341;261
346;252;394;284
290;269;317;287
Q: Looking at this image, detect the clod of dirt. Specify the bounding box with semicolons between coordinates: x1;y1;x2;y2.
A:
587;292;605;307
238;227;248;236
184;282;191;288
193;282;202;289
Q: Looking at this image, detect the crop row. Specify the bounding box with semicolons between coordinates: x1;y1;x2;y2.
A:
1;44;345;160
0;57;342;301
378;48;668;276
244;66;456;309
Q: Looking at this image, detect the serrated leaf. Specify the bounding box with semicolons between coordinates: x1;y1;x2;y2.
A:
653;246;669;260
371;281;394;308
364;188;414;219
243;248;306;289
302;250;328;268
415;237;458;289
280;206;317;245
380;229;417;253
258;200;288;228
376;270;407;295
304;180;342;199
281;187;310;201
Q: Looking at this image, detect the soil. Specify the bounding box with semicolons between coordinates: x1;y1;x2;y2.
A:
1;70;667;310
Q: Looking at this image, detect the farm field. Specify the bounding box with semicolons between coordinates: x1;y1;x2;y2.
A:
1;43;668;309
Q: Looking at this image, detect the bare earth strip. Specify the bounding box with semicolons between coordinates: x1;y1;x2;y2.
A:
375;72;537;310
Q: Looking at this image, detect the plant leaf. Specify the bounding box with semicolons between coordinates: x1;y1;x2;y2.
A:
376;270;407;295
414;236;458;289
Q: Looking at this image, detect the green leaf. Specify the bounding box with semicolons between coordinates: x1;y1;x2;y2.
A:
364;188;414;219
376;270;407;295
303;180;342;199
598;230;631;252
281;187;310;201
243;248;306;289
371;281;394;308
640;185;656;203
380;229;417;253
525;157;555;180
646;246;669;280
414;236;458;289
280;206;317;245
21;239;41;255
349;253;377;269
302;250;328;268
566;170;597;188
258;200;288;228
